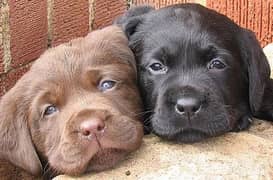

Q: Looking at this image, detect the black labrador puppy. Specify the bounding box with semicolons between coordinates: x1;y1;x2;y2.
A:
115;3;273;143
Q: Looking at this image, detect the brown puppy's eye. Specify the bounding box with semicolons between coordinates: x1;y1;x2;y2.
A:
99;80;116;92
149;62;168;74
44;105;58;116
208;58;226;70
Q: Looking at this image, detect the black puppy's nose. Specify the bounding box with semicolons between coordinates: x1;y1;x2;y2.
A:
175;97;201;115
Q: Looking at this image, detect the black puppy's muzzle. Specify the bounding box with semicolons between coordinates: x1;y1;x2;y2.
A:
152;73;231;142
152;85;215;142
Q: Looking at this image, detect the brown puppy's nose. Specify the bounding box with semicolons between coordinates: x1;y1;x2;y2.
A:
175;97;201;116
80;118;105;136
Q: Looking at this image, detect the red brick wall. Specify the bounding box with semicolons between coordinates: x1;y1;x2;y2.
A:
93;0;127;29
9;0;48;69
0;65;31;96
207;0;273;47
51;0;90;46
0;0;127;96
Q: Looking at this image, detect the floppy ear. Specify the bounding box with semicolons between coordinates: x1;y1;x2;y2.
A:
114;5;154;38
0;77;42;176
239;29;271;113
254;78;273;121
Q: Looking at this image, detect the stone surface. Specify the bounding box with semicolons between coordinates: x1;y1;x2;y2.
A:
55;120;273;180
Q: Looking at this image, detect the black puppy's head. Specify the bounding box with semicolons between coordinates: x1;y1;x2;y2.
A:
116;4;271;143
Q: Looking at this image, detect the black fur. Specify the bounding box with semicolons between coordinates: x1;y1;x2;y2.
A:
115;3;273;143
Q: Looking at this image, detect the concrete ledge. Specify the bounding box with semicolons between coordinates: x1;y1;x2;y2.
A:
55;120;273;179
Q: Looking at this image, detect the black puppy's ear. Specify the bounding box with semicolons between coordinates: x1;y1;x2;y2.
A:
255;78;273;121
114;5;154;38
240;29;271;113
0;77;42;176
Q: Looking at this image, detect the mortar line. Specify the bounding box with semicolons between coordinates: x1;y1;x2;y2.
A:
127;0;133;8
1;0;11;74
47;0;53;47
88;0;95;31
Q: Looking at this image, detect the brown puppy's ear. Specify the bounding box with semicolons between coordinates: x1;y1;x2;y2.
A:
0;78;42;176
240;29;271;113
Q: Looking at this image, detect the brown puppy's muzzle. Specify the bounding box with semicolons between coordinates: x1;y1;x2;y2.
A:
48;106;143;176
68;107;143;149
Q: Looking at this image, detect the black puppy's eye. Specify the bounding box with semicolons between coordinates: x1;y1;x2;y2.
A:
99;80;116;92
44;105;58;116
208;58;226;70
149;62;168;74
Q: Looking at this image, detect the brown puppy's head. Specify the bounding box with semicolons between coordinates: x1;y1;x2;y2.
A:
0;26;143;177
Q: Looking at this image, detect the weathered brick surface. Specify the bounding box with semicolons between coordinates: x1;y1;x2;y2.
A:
0;76;5;96
134;0;195;8
51;0;89;46
9;0;48;68
0;42;3;75
207;0;273;47
93;0;127;29
0;64;30;96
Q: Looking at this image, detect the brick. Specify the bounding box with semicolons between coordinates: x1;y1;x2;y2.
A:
207;0;273;47
93;0;127;29
9;0;48;68
0;75;6;97
0;64;30;96
260;1;273;46
51;0;89;46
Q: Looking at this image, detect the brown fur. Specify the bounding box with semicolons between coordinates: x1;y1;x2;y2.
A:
0;25;144;179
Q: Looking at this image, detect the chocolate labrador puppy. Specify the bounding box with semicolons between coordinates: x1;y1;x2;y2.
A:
115;4;273;143
0;26;143;179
